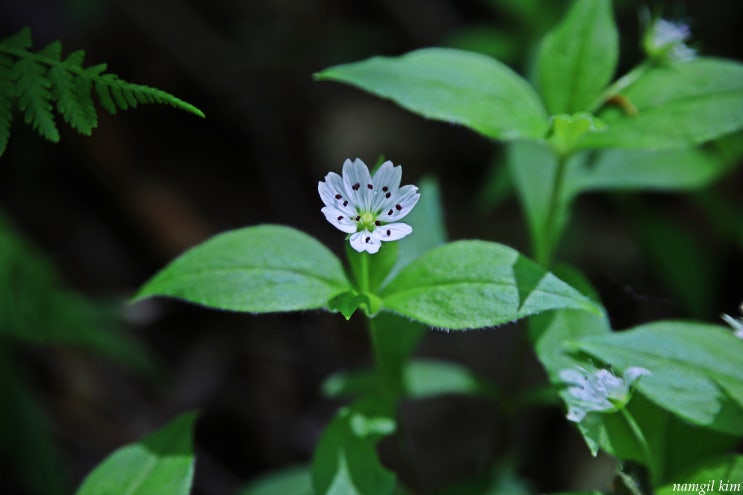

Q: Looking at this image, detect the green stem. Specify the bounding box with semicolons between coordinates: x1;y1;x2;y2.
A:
619;407;656;480
358;251;370;293
586;61;652;114
538;153;569;267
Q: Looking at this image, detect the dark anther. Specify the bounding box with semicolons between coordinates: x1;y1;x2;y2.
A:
385;192;391;198
387;209;393;216
367;184;373;189
335;194;342;200
343;201;348;207
395;204;402;210
386;229;391;236
352;183;360;191
355;216;361;221
382;186;389;192
337;216;343;221
375;220;381;226
365;237;371;243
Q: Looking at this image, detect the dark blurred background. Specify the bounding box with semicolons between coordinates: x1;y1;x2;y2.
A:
0;0;741;494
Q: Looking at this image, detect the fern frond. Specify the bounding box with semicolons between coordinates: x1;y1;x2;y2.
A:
0;26;204;157
0;54;14;155
12;55;60;142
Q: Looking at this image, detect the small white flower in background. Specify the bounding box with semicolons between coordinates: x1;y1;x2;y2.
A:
559;366;651;423
319;158;420;254
644;18;696;61
721;302;743;339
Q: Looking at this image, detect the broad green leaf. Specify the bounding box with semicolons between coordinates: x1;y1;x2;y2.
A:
316;48;549;140
401;359;495;399
134;225;351;312
312;399;396;495
75;411;197;495
380;240;600;329
565;147;733;195
580;58;743;149
656;455;743;495
323;358;495;401
536;0;618;114
0;214;156;375
505;140;568;264
236;465;312;495
574;322;743;435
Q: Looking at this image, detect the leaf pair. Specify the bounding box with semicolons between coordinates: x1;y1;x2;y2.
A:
315;0;743;152
133;223;600;330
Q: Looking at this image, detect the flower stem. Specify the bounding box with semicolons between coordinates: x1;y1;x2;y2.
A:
586;61;652;114
619;407;656;480
538;153;569;267
358;251;370;293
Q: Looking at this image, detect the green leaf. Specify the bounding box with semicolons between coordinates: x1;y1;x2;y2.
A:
133;225;352;313
565;147;734;195
316;47;549;140
0;26;203;156
312;399;396;495
323;358;495;401
547;113;606;157
656;455;743;495
580;58;743;149
328;290;370;320
380;240;600;330
0;27;32;49
236;465;313;495
573;321;743;435
13;56;60;142
75;411;198;495
401;359;495;399
0;213;157;375
536;0;618;114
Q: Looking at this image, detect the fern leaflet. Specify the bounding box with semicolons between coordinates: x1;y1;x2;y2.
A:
0;27;204;156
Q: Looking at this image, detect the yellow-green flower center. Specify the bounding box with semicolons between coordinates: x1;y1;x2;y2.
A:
359;211;377;232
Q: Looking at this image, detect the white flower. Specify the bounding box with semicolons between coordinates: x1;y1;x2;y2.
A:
319;158;420;254
721;303;743;339
559;366;651;423
644;18;696;61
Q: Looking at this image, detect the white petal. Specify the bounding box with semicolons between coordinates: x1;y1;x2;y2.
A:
376;222;412;242
342;158;373;210
319;178;355;216
623;367;651;386
350;230;381;254
321;206;357;234
380;185;420;221
559;368;589;387
369;161;402;211
566;406;587;423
